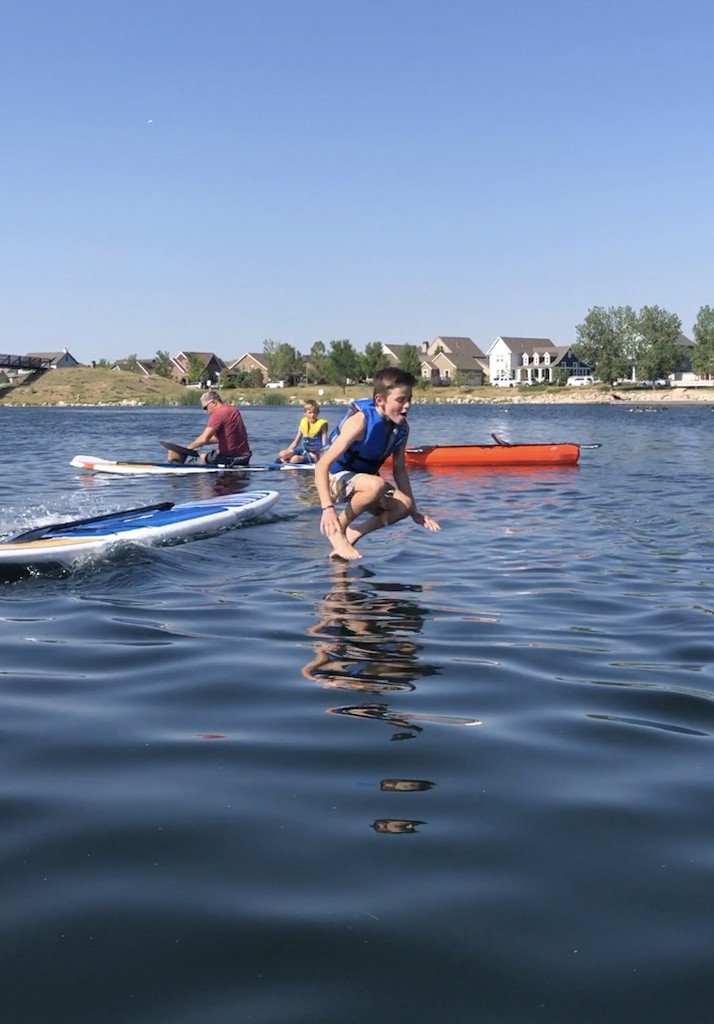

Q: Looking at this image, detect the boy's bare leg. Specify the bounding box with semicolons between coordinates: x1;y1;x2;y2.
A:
341;486;412;547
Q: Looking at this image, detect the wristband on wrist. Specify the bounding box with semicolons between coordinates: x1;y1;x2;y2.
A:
321;505;335;512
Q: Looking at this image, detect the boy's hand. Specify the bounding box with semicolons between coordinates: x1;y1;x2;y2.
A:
320;507;341;538
412;511;440;532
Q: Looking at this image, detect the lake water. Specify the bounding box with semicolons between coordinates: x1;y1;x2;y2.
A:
1;400;713;1024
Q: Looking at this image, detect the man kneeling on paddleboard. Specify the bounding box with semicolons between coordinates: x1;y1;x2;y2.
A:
315;368;440;560
167;390;252;467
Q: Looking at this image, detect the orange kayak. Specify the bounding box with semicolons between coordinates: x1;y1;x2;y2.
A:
387;440;582;469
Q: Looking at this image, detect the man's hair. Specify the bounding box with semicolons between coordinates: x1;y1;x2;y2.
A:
304;399;320;413
200;390;223;405
373;367;416;397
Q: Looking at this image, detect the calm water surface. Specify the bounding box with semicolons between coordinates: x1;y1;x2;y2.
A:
1;401;713;1023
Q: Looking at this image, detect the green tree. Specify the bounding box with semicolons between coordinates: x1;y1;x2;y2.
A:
249;367;265;388
635;305;681;383
125;353;141;373
692;305;714;377
399;344;422;375
308;341;330;384
184;352;206;383
326;339;361;390
94;358;112;369
573;306;636;384
263;339;304;383
361;342;386;380
154;350;173;378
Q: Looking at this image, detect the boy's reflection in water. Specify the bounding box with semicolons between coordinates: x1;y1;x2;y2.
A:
373;780;434;833
328;702;424;741
303;571;456;833
380;779;434;792
372;819;425;834
302;569;437;701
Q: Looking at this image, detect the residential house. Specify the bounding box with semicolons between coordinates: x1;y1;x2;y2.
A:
380;342;408;367
487;337;591;384
668;334;704;386
423;337;487;385
171;351;224;385
381;342;440;382
225;352;270;384
25;348;83;369
381;337;486;386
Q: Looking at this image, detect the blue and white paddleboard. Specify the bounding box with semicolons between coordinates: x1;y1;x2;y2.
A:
0;491;279;565
70;455;315;476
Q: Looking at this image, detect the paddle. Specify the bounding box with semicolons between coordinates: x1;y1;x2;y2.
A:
491;433;601;449
11;502;174;543
160;440;200;459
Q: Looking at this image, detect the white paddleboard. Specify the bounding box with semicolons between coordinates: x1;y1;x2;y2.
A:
70;455;315;475
0;491;279;565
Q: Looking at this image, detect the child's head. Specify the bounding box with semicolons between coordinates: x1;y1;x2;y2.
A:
304;399;320;417
372;367;416;398
373;368;414;425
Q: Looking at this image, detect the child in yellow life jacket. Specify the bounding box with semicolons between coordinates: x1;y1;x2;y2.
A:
277;400;329;464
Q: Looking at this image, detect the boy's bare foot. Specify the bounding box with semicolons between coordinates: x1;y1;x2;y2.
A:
328;533;362;560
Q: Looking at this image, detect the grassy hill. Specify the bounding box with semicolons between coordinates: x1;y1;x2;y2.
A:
0;368;196;406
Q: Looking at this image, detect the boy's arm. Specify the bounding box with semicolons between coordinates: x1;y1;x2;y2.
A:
315;411;365;511
391;444;440;532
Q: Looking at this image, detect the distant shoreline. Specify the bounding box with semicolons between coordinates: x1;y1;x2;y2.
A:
1;366;713;408
3;390;713;408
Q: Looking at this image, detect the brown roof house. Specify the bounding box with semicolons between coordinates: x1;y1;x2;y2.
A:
424;337;487;385
225;352;269;383
381;337;486;386
170;351;225;386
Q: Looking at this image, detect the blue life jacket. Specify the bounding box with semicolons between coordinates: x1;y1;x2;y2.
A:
329;398;409;475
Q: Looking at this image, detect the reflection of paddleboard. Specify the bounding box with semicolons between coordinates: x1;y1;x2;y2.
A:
0;491;279;565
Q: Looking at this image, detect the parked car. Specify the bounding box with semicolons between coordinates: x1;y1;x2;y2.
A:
492;378;516;388
265;380;286;389
517;379;534;386
566;376;595;387
641;379;670;388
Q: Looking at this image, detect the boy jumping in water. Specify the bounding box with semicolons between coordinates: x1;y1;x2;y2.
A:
315;368;440;560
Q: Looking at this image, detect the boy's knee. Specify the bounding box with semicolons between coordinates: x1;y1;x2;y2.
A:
397;497;413;521
388;493;413;523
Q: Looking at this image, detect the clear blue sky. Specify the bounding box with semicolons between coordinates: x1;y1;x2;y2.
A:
2;0;712;364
